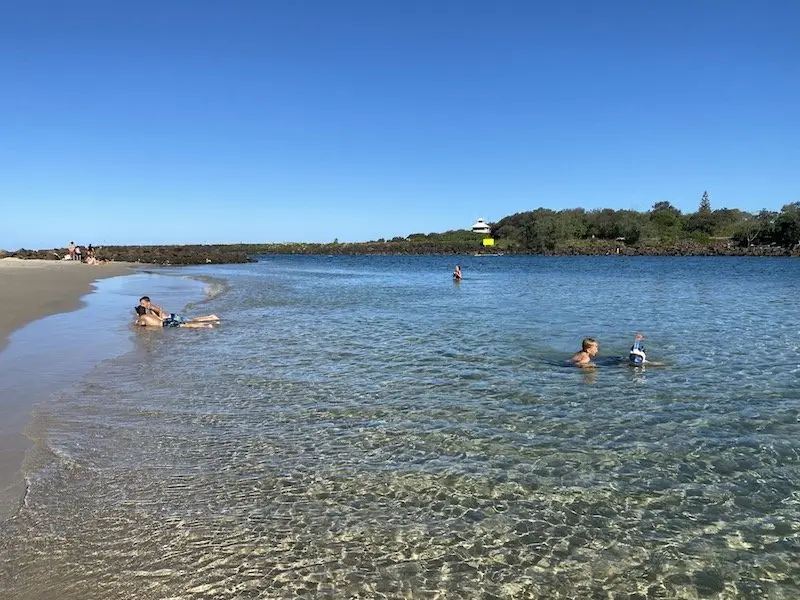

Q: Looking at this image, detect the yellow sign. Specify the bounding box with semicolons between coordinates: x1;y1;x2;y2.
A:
482;238;495;247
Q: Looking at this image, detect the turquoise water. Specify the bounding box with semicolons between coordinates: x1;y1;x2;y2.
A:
1;256;798;599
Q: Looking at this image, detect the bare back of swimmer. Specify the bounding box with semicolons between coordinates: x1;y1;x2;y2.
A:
134;307;217;328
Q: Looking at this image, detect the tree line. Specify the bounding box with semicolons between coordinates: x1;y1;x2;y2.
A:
488;194;800;252
7;194;799;261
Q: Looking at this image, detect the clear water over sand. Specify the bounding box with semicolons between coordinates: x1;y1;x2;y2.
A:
1;256;798;599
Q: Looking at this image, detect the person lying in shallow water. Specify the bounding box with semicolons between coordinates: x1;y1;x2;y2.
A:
138;295;219;323
134;306;219;328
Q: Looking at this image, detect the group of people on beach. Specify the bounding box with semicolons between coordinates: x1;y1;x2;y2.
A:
133;296;220;329
66;241;106;265
451;265;661;369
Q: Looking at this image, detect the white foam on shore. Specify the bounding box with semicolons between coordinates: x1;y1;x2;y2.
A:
201;277;230;301
177;274;230;312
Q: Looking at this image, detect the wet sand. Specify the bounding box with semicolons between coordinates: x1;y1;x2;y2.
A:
0;258;135;354
0;258;138;518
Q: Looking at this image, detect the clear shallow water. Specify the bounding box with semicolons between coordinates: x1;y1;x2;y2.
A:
0;256;798;599
0;272;207;520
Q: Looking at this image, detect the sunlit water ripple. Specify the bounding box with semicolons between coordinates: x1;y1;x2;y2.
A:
1;256;798;599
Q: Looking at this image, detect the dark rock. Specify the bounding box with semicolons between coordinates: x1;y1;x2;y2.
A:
6;238;797;264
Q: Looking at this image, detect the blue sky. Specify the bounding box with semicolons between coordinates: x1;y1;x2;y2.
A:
1;0;798;247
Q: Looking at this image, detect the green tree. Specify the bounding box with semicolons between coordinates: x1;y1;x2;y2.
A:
492;211;531;242
732;214;762;247
649;201;683;240
533;216;563;251
588;209;645;242
684;191;716;235
774;202;800;248
488;201;796;252
588;209;618;239
733;210;777;247
557;208;590;239
709;208;747;236
616;210;646;243
686;212;715;236
518;209;563;251
756;210;779;245
699;191;711;213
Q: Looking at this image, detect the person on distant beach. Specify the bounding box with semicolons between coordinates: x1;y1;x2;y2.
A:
453;265;462;281
75;245;82;262
134;306;218;328
138;296;219;323
570;337;599;368
87;244;94;259
68;241;76;261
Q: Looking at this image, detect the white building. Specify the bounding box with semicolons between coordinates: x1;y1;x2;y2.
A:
471;217;491;235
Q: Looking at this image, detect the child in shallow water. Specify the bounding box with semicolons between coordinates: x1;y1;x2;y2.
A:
628;333;664;366
570;337;599;368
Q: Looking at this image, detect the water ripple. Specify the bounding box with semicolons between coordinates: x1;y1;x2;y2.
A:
1;256;799;599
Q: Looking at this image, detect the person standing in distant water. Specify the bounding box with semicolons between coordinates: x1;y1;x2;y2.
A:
570;337;599;368
453;265;462;281
68;241;76;261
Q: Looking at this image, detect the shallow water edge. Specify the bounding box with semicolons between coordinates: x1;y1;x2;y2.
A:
0;270;221;522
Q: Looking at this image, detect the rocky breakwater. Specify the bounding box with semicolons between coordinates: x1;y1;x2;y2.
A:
553;240;798;257
4;241;797;261
7;245;253;265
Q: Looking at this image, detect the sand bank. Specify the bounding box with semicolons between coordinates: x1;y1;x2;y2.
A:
0;258;136;354
0;265;208;521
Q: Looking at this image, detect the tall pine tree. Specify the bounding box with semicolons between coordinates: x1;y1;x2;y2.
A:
699;191;711;213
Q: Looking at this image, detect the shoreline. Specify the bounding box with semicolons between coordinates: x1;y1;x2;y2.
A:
0;258;138;355
0;258;137;520
0;266;219;522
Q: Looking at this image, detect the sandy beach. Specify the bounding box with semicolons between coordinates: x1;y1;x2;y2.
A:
0;258;135;354
0;258;140;520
